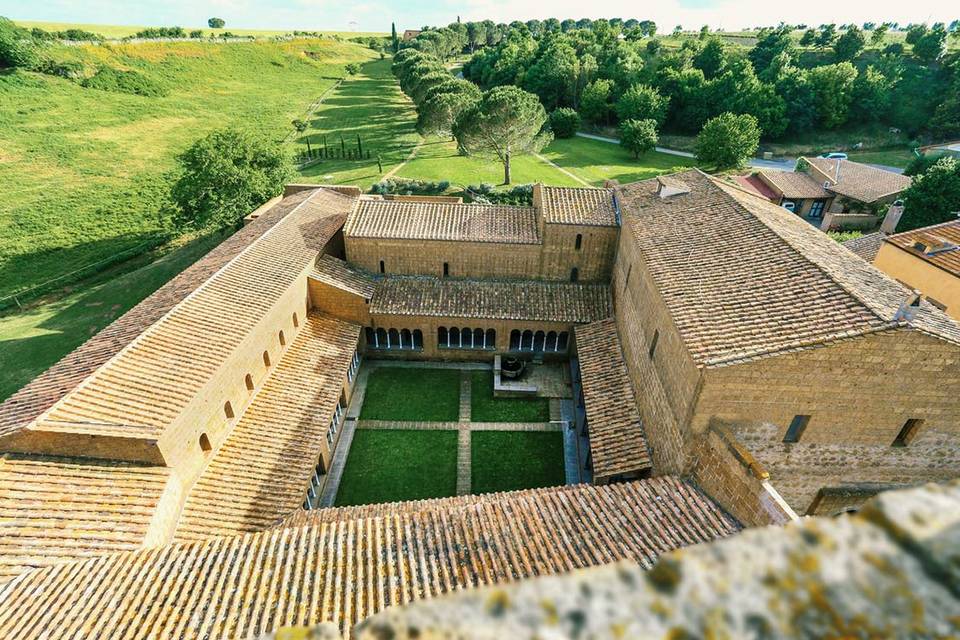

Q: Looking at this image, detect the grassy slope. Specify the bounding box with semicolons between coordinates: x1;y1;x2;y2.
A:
14;20;386;39
471;431;565;494
0;38;375;300
334;429;458;505
0;230;227;400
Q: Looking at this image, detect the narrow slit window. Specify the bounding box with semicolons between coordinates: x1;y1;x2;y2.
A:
379;260;385;274
575;234;582;250
292;313;299;328
263;351;271;367
223;402;235;420
570;267;579;283
279;330;286;347
443;262;449;277
199;433;212;453
783;415;811;443
648;330;659;359
892;418;924;447
244;374;254;391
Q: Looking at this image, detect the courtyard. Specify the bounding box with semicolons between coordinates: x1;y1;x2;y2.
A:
332;362;569;506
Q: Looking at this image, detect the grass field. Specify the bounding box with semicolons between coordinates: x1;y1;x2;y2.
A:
0;37;375;301
543;137;695;186
471;431;565;494
358;367;461;421
334;429;458;505
0;230;227;401
14;20;386;39
470;371;551;422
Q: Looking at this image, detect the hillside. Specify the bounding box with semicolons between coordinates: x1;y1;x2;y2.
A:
14;20;387;40
0;37;376;301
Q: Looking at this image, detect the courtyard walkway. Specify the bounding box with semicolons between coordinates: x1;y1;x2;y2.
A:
320;360;574;502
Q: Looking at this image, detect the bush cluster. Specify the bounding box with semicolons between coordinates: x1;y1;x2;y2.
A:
370;178;451;196
466;183;534;205
81;67;170;97
549;108;580;138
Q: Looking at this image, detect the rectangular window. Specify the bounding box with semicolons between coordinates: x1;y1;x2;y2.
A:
648;330;659;359
379;260;385;274
809;200;825;219
443;262;449;277
575;234;582;250
892;418;924;447
783;415;811;443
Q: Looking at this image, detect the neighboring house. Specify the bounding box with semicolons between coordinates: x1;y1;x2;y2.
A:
402;29;422;40
743;157;911;231
842;231;888;262
872;220;960;319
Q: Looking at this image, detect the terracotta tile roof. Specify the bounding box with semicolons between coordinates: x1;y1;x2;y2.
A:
344;200;540;244
173;313;360;543
757;170;830;199
885;220;960;278
575;319;651;479
616;170;960;366
0;454;169;583
310;254;377;299
806;157;911;203
4;189;354;450
843;231;887;262
0;478;740;639
539;185;618;226
0;189;316;439
370;276;611;323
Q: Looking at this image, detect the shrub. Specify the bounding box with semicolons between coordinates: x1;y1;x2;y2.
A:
37;59;84;80
81;66;169;97
189;30;204;39
345;62;361;75
131;27;187;39
0;17;39;69
466;183;534;205
549;108;580;138
695;112;760;170
369;178;450;196
619;118;659;158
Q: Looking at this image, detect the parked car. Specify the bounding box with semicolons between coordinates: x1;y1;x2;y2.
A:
820;152;848;160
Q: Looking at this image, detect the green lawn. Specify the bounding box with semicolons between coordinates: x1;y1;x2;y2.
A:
0;37;374;301
297;57;421;187
470;371;550;423
471;431;565;494
359;367;461;421
846;149;916;169
394;136;582;188
0;230;228;401
334;429;458;505
541;136;695;186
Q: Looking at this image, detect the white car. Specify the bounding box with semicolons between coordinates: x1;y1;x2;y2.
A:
820;152;848;160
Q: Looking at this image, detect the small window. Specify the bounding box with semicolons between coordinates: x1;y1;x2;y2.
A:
575;234;582;250
263;350;271;367
926;296;947;312
199;433;212;453
443;262;449;277
279;330;286;347
570;267;579;283
244;374;254;391
292;312;299;328
224;401;235;420
783;415;811;443
892;418;924;447
648;330;659;359
379;260;385;274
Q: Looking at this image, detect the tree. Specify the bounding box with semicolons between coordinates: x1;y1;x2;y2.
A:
870;24;889;45
619;119;658;158
693;37;727;78
905;24;928;46
391;22;399;53
549;108;580;138
171;129;290;230
615;84;667;125
694;112;760;170
646;39;662;56
834;26;865;61
0;17;39;69
344;62;361;75
815;24;837;49
207;17;225;29
851;66;892;122
292;119;311;154
580;78;614;124
748;26;794;75
523;35;578;109
808;62;858;128
799;29;816;46
900;158;960;231
913;24;947;63
418;83;481;137
453;86;550;184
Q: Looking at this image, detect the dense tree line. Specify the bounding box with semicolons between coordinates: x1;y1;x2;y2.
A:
403;19;960;141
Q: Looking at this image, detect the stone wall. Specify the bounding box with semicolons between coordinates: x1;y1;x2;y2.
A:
342;481;960;640
308;279;371;325
345;237;544;279
540;223;618;282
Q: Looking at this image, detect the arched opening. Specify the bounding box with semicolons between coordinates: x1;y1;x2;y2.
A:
199;433;212;453
450;327;461;348
365;326;375;346
224;401;235;419
570;267;579;283
438;326;448;347
547;331;558;352
400;328;412;349
413;329;424;350
244;374;254;391
534;330;546;352
263;350;271;367
472;328;483;349
510;329;521;351
279;330;286;347
376;328;388;348
521;329;534;351
292;312;299;328
485;328;496;349
558;331;569;351
388;328;400;348
575;233;582;250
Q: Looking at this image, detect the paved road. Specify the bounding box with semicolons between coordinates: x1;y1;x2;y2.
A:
575;132;904;174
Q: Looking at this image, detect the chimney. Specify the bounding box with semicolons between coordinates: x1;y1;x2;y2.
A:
656;176;690;199
881;200;905;234
893;289;922;322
